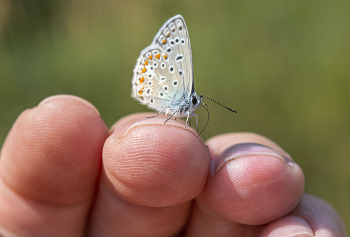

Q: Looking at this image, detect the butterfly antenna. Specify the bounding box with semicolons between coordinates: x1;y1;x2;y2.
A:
200;95;237;113
198;104;210;136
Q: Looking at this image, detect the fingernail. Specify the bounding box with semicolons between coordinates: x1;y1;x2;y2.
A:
212;143;286;175
122;118;198;137
39;95;100;116
264;216;314;237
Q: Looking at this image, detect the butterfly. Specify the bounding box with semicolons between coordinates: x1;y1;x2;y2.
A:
132;15;236;134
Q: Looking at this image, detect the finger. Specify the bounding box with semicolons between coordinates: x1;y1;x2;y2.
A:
0;95;108;237
87;113;211;237
261;193;346;237
186;133;305;236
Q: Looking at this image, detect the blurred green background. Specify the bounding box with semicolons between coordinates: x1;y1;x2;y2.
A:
0;0;349;229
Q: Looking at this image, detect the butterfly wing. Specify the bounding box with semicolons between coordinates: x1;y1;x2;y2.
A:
152;15;194;97
132;46;186;114
132;15;194;116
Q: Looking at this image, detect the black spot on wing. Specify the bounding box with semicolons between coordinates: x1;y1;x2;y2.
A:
176;55;183;61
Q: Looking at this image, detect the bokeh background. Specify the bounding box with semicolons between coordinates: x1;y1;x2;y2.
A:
0;0;349;229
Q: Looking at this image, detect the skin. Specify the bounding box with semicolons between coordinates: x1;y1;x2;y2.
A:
0;95;346;237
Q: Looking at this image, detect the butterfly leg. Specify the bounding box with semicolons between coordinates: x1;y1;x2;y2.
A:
147;107;168;119
185;113;198;132
147;114;159;119
184;112;190;129
192;113;198;133
164;110;178;124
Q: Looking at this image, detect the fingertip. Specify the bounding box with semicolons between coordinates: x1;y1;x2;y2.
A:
261;216;314;237
289;194;347;237
0;95;109;203
200;133;304;225
262;194;347;237
123;118;198;138
38;94;100;116
103;116;210;207
109;113;198;138
109;113;156;136
0;95;110;235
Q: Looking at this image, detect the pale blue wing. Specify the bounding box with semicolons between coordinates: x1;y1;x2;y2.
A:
132;15;194;116
152;15;194;98
132;45;186;115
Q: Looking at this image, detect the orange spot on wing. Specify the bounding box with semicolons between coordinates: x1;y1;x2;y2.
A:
162;39;166;44
148;55;153;60
142;67;147;73
139;77;145;83
163;54;168;59
138;87;144;95
144;60;148;65
156;54;160;60
172;28;175;32
166;33;170;37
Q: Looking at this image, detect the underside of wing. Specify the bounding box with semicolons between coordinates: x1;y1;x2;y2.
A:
132;46;188;115
152;15;194;98
131;15;194;116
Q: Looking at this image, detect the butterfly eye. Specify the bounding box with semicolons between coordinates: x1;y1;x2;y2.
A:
192;96;198;105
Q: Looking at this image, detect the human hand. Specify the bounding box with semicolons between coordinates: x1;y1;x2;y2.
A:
0;95;346;237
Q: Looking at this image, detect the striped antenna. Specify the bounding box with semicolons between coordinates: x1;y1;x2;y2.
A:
200;95;237;113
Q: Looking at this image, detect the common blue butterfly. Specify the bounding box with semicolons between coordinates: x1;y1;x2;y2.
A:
132;15;236;134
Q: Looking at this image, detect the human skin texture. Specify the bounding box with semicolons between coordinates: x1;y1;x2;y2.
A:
0;95;346;237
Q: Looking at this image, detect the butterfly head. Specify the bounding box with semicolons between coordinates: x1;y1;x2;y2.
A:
189;92;202;113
